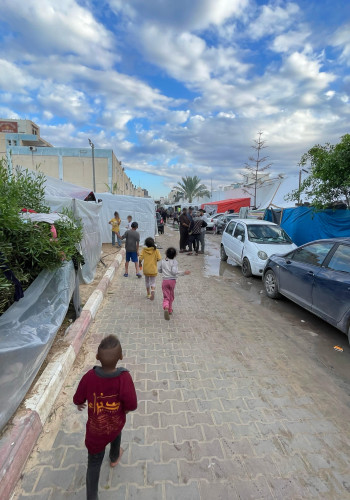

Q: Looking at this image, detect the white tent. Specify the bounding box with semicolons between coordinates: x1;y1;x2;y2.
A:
42;175;102;284
95;193;156;244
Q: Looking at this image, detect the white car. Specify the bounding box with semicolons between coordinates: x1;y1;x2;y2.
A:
206;213;224;229
220;219;297;277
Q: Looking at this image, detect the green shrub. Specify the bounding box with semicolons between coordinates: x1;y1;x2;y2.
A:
0;159;83;315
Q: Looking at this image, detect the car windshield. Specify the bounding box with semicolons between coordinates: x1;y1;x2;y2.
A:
247;225;292;244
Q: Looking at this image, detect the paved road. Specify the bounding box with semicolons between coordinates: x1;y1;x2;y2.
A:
13;226;350;499
204;232;350;386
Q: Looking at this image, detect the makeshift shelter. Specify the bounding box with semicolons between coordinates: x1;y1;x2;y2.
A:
265;206;350;246
201;197;250;215
0;175;102;431
96;193;156;244
44;175;102;285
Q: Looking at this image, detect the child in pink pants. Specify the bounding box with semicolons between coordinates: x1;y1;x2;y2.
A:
158;247;190;320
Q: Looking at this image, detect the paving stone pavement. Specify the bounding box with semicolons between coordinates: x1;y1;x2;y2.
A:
13;226;350;500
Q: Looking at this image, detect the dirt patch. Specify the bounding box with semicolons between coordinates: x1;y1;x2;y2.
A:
79;243;121;305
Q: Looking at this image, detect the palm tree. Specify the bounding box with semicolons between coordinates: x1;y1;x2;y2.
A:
174;176;210;203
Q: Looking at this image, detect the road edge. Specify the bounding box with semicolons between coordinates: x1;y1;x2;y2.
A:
0;250;125;500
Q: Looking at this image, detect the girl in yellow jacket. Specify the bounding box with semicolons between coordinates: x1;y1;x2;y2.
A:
139;237;161;300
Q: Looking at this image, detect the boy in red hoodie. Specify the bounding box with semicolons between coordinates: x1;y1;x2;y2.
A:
73;335;137;500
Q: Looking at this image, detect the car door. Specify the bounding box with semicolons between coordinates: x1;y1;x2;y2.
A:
230;223;246;264
222;221;236;258
277;241;334;310
312;244;350;328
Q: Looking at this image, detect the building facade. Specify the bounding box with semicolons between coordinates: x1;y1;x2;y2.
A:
0;118;144;197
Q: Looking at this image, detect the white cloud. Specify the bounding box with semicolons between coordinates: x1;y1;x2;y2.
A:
331;24;350;65
248;2;300;40
0;0;116;68
0;59;38;92
0;107;21;119
281;52;336;90
37;82;91;121
139;26;210;82
109;0;248;31
272;29;311;53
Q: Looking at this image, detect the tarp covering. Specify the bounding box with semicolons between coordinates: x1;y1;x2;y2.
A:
96;193;156;244
264;206;350;246
196;174;303;209
44;174;91;200
45;196;102;284
0;261;75;431
201;197;251;214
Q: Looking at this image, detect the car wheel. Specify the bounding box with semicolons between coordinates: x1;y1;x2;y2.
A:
220;245;228;262
264;269;281;299
242;257;252;277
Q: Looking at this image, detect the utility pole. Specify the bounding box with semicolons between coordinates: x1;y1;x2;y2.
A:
298;168;308;205
88;138;96;192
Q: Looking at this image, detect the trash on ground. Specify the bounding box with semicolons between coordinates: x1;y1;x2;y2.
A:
334;345;343;352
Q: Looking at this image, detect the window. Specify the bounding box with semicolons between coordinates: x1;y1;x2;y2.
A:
292;242;334;267
234;223;245;242
247;224;292;244
327;245;350;273
225;221;236;235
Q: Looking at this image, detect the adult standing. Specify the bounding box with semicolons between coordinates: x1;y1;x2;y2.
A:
188;211;206;255
179;208;190;253
187;207;194;225
199;209;208;254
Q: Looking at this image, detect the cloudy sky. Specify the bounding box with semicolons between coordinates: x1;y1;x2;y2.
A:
0;0;349;197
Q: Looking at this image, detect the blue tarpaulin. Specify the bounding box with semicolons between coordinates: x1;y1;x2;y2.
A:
264;206;350;246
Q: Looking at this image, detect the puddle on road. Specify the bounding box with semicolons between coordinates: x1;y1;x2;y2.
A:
202;234;350;384
203;237;271;307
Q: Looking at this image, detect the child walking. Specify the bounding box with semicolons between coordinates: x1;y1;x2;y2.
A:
139;237;161;300
158;247;190;320
109;211;122;247
121;221;142;278
73;335;137;500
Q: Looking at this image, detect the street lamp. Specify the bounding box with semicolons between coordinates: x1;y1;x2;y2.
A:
88;138;96;192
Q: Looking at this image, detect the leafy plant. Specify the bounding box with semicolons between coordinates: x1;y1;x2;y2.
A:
0;159;83;315
286;134;350;209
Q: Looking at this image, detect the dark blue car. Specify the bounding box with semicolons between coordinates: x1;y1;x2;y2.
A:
263;238;350;340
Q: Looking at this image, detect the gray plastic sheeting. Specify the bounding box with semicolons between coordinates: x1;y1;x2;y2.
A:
0;261;75;431
45;197;102;284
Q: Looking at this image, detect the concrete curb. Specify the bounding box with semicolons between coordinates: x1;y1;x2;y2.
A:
0;249;125;500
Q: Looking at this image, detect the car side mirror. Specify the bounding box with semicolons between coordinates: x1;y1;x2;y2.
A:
237;235;242;241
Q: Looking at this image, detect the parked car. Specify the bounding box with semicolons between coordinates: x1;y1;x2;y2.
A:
206;213;224;229
263;238;350;339
215;214;239;234
220;219;297;277
156;212;164;234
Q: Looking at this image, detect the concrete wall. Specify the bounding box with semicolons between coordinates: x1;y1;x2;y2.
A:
6;144;144;197
1;118;145;197
63;156;109;193
11;153;59;178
